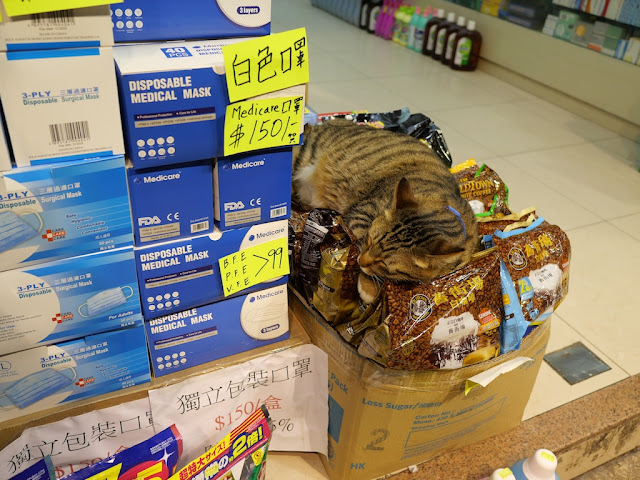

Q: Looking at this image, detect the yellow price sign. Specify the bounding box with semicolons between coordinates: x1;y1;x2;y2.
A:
219;237;289;296
224;95;303;156
222;28;309;103
2;0;121;16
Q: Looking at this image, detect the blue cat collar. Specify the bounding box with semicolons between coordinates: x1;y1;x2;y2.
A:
447;206;467;241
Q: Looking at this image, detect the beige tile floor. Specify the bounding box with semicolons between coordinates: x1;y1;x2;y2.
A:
269;0;640;477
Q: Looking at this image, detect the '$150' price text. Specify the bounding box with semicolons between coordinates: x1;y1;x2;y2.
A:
214;399;295;433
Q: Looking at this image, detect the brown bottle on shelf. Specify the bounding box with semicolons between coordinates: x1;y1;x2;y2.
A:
451;20;482;71
442;15;466;66
421;8;445;56
432;11;456;60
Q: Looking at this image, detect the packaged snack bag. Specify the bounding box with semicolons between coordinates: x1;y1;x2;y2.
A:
10;457;55;480
451;160;511;217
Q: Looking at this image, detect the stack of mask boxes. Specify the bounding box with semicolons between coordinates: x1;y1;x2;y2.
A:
112;0;299;377
0;5;150;423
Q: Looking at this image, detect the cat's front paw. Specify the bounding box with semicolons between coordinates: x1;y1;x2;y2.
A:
358;272;381;304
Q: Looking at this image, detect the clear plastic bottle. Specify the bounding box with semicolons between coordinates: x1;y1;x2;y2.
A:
442;15;466;65
411;7;432;51
510;449;561;480
421;8;445;55
451;19;483;71
432;11;456;60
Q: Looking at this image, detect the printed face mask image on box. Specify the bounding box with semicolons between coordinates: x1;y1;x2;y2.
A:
111;0;271;43
135;220;288;319
0;247;142;355
214;147;292;230
0;155;133;272
0;325;151;423
146;281;289;376
0;47;124;166
0;4;113;52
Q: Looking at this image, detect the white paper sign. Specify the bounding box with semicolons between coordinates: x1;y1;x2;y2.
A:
0;398;154;478
148;344;328;468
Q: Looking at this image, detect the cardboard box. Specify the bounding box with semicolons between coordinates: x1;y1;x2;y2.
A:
0;4;113;52
0;247;142;355
0;325;150;423
0;46;124;166
553;10;580;41
134;219;288;319
0;155;133;272
588;21;629;55
146;281;289;377
214;147;292;230
128;160;214;245
113;39;305;168
571;20;594;47
623;37;640;64
289;289;550;480
111;0;271;43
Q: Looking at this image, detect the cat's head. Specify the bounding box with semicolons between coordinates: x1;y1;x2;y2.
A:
358;178;472;282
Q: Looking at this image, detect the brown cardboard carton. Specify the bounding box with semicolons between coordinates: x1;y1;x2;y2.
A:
289;288;550;480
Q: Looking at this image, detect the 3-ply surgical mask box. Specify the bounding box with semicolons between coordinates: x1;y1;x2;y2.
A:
128;160;214;245
0;247;142;356
0;46;124;166
215;148;292;230
0;155;133;272
0;4;113;52
111;0;271;43
145;281;289;377
135;220;287;319
0;325;150;423
113;39;305;169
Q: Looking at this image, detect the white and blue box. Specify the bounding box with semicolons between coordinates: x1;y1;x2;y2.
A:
0;247;142;355
0;325;150;423
128;160;214;245
0;155;133;272
111;0;271;43
0;109;11;171
135;220;287;319
0;4;113;52
0;46;124;167
145;281;289;377
113;39;305;169
214;147;292;230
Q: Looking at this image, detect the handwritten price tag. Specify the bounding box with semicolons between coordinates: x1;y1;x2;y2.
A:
219;237;289;296
224;95;303;156
2;0;121;16
222;28;309;103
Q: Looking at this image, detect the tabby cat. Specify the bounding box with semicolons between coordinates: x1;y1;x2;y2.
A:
292;119;478;303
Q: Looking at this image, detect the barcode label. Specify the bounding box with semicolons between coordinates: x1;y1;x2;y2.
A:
270;207;287;218
191;221;210;233
30;11;75;26
49;121;90;144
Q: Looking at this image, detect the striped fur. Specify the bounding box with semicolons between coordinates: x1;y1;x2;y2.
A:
293;119;478;291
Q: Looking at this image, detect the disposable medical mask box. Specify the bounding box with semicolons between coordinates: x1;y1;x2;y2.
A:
0;155;133;272
127;160;214;246
111;0;271;43
0;4;113;52
0;113;11;171
135;219;287;319
146;280;289;377
0;46;124;166
214;148;292;230
0;325;150;423
113;39;305;169
0;247;142;356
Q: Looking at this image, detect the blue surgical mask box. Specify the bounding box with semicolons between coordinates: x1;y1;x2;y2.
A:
0;247;142;356
0;47;124;167
0;325;150;423
0;4;113;51
113;39;305;169
0;155;134;272
214;148;292;230
128;160;214;245
146;280;289;377
135;219;287;319
111;0;271;43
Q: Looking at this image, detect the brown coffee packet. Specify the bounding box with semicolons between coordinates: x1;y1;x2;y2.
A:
451;160;511;217
477;207;538;238
313;246;360;326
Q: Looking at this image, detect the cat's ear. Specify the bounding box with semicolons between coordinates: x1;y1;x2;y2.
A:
393;178;419;210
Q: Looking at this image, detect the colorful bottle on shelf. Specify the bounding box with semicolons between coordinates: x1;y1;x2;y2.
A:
442;15;466;65
407;7;421;49
374;0;389;36
432;11;456;60
398;5;414;46
411;6;432;51
451;19;482;71
383;0;400;39
368;0;383;33
510;449;561;480
391;5;405;43
422;8;445;55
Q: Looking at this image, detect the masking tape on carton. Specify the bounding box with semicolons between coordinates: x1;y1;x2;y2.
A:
465;357;533;395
